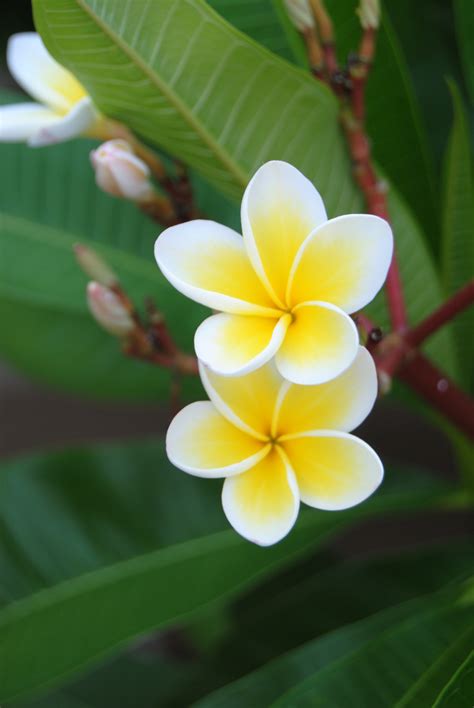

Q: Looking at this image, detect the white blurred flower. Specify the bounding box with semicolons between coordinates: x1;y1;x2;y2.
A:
283;0;315;31
0;32;100;146
87;282;134;337
90;139;154;202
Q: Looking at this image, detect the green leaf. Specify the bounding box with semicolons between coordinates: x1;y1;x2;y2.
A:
0;441;455;702
31;0;457;375
454;0;474;105
441;82;474;392
220;542;474;670
195;580;474;708
433;651;474;708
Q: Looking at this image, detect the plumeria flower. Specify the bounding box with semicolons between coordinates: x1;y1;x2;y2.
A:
167;347;383;546
155;161;393;385
0;32;101;146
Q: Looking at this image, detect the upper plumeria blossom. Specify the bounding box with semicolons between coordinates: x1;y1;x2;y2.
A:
0;33;100;146
155;161;393;385
167;347;382;546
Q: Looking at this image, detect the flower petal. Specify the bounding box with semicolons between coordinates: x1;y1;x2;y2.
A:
0;103;59;142
241;160;327;307
28;97;99;146
166;401;269;478
155;220;280;316
287;214;393;312
281;431;383;510
7;32;87;113
275;301;359;385
222;447;299;546
199;359;282;440
275;346;377;436
195;312;291;376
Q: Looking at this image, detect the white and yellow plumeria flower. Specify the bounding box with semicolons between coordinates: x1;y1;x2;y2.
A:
155;161;393;385
0;32;100;146
167;346;382;546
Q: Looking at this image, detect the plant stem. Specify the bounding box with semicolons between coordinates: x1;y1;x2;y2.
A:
406;280;474;347
398;352;474;439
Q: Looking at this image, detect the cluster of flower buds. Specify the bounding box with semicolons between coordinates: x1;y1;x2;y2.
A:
74;244;134;338
90;139;154;203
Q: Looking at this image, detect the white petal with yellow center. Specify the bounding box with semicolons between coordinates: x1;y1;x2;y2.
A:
7;32;87;114
199;360;282;440
195;312;291;377
287;214;393;312
28;97;98;147
241;160;327;307
275;301;359;385
0;103;59;142
222;447;300;546
281;431;383;510
275;346;377;436
155;220;280;316
166;401;270;478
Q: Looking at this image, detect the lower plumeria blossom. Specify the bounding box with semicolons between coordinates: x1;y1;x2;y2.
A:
167;347;383;546
0;32;101;146
155;161;393;385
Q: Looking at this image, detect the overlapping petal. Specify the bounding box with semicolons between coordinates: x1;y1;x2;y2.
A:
241;160;327;306
275;346;377;435
287;214;393;312
281;431;383;510
28;97;98;147
195;312;291;376
222;448;299;546
166;401;269;478
155;220;280;316
275;301;359;385
199;360;282;440
0;103;59;142
7;32;86;114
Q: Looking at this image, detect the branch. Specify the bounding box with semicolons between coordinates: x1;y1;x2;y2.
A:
398;352;474;440
406;280;474;348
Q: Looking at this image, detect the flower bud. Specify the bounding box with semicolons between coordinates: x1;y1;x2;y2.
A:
283;0;315;32
87;281;134;337
90;139;154;202
357;0;380;29
74;243;118;288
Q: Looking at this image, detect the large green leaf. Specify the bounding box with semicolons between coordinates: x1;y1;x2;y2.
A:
454;0;474;106
196;579;474;708
12;543;472;708
441;83;474;392
0;441;456;702
433;651;474;707
31;0;457;374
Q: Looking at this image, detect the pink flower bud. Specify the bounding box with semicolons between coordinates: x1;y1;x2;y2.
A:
87;282;134;337
74;243;118;287
90;139;153;201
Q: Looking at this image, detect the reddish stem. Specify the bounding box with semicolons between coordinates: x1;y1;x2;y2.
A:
398;352;474;439
406;280;474;348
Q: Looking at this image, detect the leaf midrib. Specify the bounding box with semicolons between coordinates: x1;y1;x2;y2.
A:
74;0;250;188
